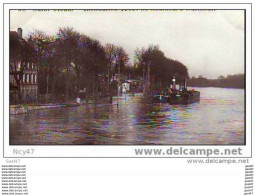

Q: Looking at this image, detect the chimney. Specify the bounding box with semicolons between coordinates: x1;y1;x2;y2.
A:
17;28;22;39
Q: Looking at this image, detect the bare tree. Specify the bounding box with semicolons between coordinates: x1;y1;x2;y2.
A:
27;30;51;95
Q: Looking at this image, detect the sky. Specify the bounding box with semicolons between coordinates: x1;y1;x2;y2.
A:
10;10;245;79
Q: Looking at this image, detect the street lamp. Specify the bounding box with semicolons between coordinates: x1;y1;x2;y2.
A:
172;76;176;89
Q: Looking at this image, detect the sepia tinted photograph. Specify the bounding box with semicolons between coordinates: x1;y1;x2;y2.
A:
9;9;245;145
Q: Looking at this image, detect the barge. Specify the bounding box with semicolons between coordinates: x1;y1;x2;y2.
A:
168;89;200;104
153;77;200;104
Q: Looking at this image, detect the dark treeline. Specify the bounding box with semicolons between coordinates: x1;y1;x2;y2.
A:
26;28;130;101
188;74;245;89
11;26;244;104
10;27;199;103
134;45;189;90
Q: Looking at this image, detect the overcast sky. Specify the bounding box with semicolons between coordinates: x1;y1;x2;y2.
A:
10;10;244;79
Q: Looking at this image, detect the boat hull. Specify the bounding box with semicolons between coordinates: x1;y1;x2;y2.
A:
152;91;200;105
153;95;169;103
168;92;200;105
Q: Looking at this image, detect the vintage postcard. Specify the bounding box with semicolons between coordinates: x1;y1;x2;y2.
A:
9;9;245;146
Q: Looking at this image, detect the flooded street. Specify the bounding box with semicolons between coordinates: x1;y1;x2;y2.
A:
10;87;245;145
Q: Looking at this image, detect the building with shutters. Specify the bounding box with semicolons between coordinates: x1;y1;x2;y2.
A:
10;28;38;103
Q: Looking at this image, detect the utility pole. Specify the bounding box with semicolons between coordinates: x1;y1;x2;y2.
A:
108;64;112;104
117;62;120;107
46;66;49;102
143;62;146;95
147;61;151;88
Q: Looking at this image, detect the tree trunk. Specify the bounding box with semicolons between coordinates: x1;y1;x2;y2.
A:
108;65;111;91
76;72;80;98
94;62;98;100
51;75;56;102
92;79;95;99
17;84;22;104
108;66;112;104
65;62;70;102
94;72;98;100
109;87;112;104
85;84;88;104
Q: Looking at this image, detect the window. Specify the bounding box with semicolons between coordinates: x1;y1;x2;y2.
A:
17;63;21;71
26;74;29;83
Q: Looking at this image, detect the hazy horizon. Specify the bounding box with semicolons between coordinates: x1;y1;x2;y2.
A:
10;10;245;79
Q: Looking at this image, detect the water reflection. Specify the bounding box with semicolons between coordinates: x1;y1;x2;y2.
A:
10;87;244;145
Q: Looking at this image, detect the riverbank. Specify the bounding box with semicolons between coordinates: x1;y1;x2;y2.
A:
188;85;244;89
188;74;244;89
10;97;112;115
10;104;68;115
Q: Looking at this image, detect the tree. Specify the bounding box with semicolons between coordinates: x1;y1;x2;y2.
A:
105;44;129;102
73;34;91;97
85;38;108;99
135;44;189;90
104;43;117;102
56;27;80;101
105;44;129;82
27;30;52;95
45;40;64;99
105;43;116;90
25;27;142;102
114;46;129;79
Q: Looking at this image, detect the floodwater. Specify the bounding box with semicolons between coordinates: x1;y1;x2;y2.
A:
10;87;245;145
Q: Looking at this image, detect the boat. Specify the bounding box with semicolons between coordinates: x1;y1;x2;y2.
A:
168;89;200;104
153;77;200;104
168;77;200;104
153;92;169;103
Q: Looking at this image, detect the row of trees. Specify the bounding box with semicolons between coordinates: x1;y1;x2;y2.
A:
11;27;190;103
27;30;190;101
27;27;130;101
188;74;245;89
11;26;245;104
134;45;189;90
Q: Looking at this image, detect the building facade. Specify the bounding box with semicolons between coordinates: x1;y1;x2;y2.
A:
20;62;38;101
10;28;38;103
